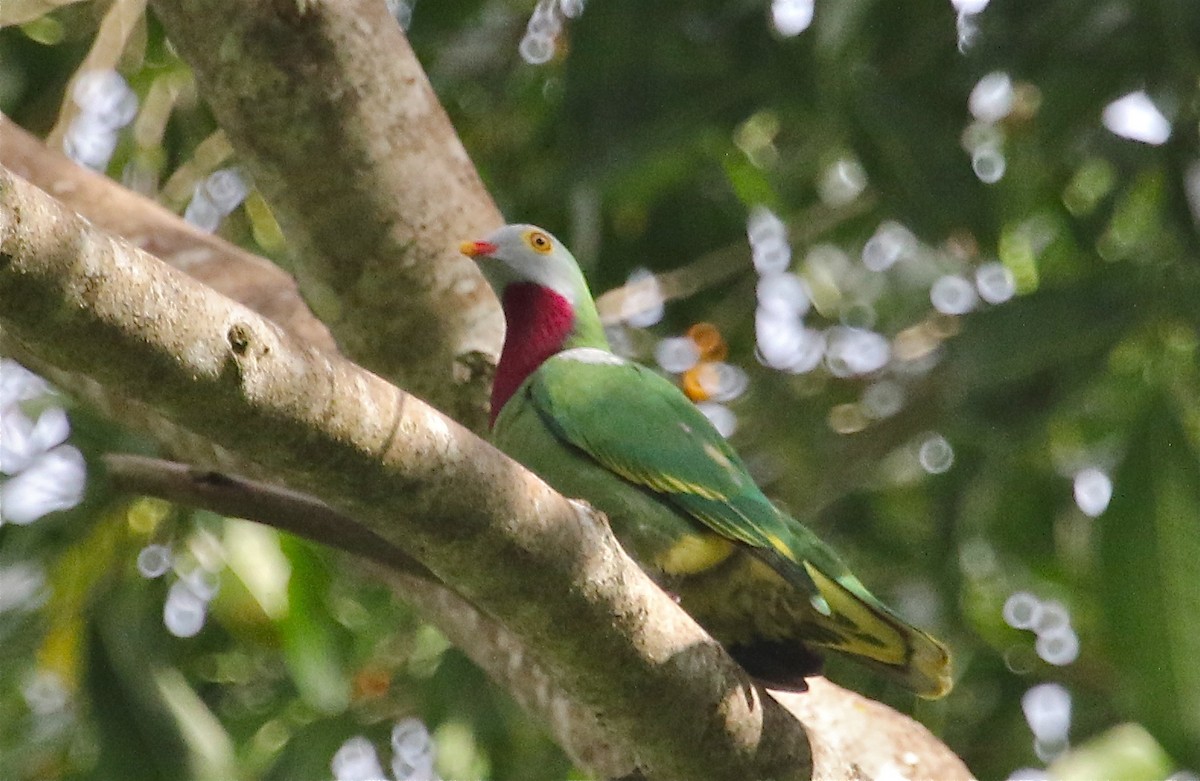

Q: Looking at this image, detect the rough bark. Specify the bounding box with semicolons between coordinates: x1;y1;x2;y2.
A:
147;0;505;432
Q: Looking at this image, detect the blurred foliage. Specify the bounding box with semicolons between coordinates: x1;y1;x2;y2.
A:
2;0;1200;779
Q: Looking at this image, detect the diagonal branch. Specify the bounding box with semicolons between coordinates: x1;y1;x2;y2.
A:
0;164;816;780
102;453;435;582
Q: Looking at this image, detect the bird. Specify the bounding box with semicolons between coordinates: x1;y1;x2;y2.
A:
460;223;952;698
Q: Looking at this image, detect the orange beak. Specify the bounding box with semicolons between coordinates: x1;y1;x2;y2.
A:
459;240;498;258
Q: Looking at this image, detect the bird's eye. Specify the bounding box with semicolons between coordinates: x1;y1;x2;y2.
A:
527;231;553;254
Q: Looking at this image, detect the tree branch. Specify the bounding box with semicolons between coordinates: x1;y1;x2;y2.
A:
0;164;817;780
102;453;434;581
146;0;505;432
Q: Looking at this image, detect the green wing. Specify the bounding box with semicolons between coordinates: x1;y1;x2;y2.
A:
524;351;838;578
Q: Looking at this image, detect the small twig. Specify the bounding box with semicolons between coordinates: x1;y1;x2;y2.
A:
595;196;876;325
102;453;436;582
47;0;149;148
159;129;236;208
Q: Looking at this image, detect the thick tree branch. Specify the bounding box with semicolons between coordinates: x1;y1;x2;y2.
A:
146;0;505;432
0;165;817;780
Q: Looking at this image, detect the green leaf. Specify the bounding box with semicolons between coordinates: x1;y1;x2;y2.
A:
1099;398;1200;768
277;537;351;715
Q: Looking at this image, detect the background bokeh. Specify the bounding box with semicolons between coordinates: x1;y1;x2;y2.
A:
2;1;1199;779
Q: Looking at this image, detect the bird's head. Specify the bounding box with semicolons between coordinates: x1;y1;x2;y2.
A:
460;224;587;307
460;224;609;423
